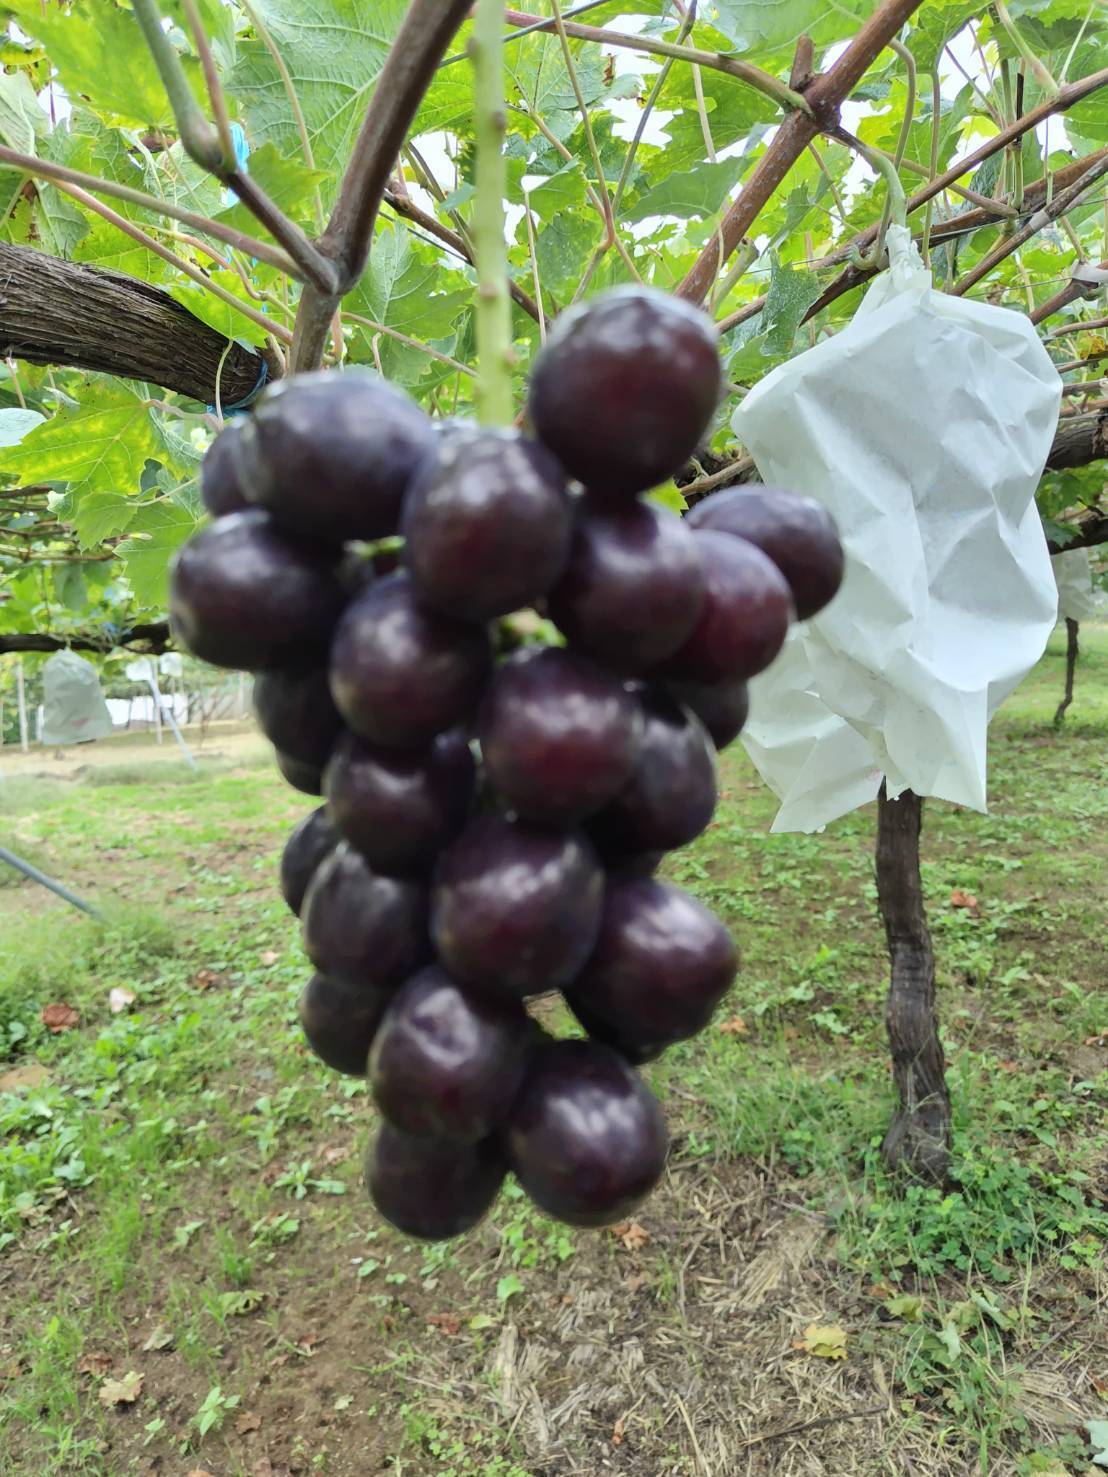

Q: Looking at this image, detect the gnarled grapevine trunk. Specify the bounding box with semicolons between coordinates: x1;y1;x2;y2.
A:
1053;617;1080;727
876;784;951;1183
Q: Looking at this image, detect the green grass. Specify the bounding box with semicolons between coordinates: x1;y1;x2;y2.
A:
1;624;1106;1476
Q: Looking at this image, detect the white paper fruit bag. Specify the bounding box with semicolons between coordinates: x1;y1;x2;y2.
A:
1051;547;1099;621
734;225;1061;833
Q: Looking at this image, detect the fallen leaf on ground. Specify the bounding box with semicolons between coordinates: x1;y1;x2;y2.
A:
949;889;979;911
98;1370;144;1407
258;950;280;966
108;987;136;1015
625;1274;647;1293
717;1015;748;1035
333;1392;353;1412
320;1144;351;1166
0;1063;49;1092
219;1289;264;1316
186;1470;215;1476
0;1357;24;1382
793;1323;848;1360
141;1326;174;1353
1084;1032;1108;1047
295;1333;322;1354
612;1416;625;1446
1093;1374;1108;1397
426;1313;461;1335
192;968;226;991
236;1410;262;1434
609;1222;650;1251
77;1352;113;1376
41;1003;79;1033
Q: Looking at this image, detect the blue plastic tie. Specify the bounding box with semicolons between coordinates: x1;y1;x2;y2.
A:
208;355;269;418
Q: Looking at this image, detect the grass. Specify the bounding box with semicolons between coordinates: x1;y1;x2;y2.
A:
0;624;1105;1477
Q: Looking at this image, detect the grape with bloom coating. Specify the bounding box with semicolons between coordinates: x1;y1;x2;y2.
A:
301;843;429;990
329;573;492;749
298;973;393;1076
508;1040;668;1227
365;1124;506;1241
324;728;475;877
661;530;792;683
547;496;705;674
403;427;572;621
200;421;249;517
279;807;337;916
688;486;843;620
527;286;721;495
567;878;736;1061
369;965;529;1140
274;748;323;796
478;646;640;825
237;369;434;543
664;675;749;751
431;815;603;998
254;667;342;769
170;510;346;672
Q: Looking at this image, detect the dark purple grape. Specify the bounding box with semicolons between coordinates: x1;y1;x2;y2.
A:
329;573;492;748
478;647;640;825
508;1040;668;1227
431;815;603;998
547;497;705;673
298;972;393;1075
567;878;736;1061
664;676;749;751
402;427;572;621
323;728;475;877
279;807;338;916
237;370;434;543
688;486;844;620
588;689;715;861
527;286;721;496
660;530;792;683
169;510;346;672
301;843;429;989
253;668;343;769
274;748;323;796
201;422;250;516
365;1124;506;1240
368;965;529;1140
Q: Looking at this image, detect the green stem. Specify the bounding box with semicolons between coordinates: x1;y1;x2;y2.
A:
993;1;1058;95
131;0;224;171
471;0;514;427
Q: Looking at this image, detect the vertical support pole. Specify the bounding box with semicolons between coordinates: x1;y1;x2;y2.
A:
16;660;29;752
145;674;197;771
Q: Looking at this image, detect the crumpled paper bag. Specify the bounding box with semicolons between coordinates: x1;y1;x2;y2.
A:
1051;547;1099;621
734;225;1061;833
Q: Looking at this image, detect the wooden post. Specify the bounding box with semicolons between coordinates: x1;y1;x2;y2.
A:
15;661;29;752
876;784;952;1183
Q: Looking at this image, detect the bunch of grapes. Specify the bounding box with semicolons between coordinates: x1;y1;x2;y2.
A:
171;286;843;1242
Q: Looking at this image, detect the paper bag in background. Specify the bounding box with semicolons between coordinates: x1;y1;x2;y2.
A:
1051;547;1100;621
41;650;113;746
734;225;1062;834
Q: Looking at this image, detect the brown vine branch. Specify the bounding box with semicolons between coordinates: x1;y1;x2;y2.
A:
291;0;473;372
0;621;171;656
676;0;928;306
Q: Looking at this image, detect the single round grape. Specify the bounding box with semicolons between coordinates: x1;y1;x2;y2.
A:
660;530;792;683
431;815;603;998
301;843;429;989
274;748;323;796
688;486;844;620
329;573;492;748
253;668;343;769
200;421;250;517
403;427;572;621
664;675;749;751
279;807;338;916
365;1124;506;1241
527;286;721;496
237;369;434;543
298;972;393;1076
169;510;346;672
368;965;529;1141
567;878;736;1061
587;689;715;861
478;647;640;826
508;1040;668;1227
546;497;705;673
324;728;475;877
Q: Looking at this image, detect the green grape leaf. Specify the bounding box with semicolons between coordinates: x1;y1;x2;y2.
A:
117;499;198;608
906;0;988;69
5;0;183;128
166;275;272;349
216;143;328;235
622;155;751;224
232;0;406;186
1;383;164;504
707;0;877;59
535;213;597;295
527;160;589;222
71;491;140;551
0;67;46;153
53;563;87;613
349;222;471;345
762;254;821;355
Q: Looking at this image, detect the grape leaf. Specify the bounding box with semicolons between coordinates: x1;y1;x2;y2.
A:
216;143;328;235
761;253;819;355
0;68;45;153
231;0;406;184
708;0;876;59
1;384;164;503
167;274;272;349
622;156;752;224
117;500;198;608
